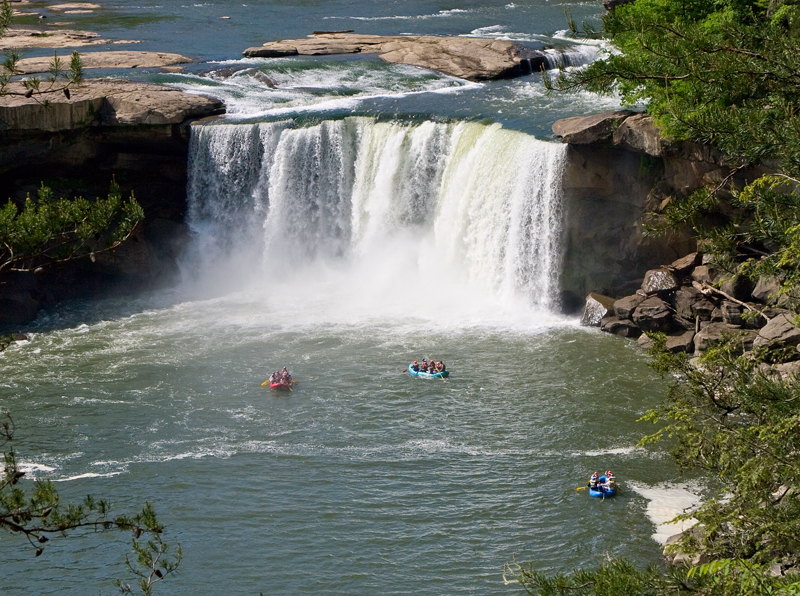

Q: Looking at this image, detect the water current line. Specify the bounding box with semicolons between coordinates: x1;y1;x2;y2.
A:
186;117;567;309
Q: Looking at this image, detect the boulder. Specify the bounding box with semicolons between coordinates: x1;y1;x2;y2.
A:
641;267;679;294
694;323;757;352
691;265;717;284
613;114;663;156
719;274;755;302
753;313;800;350
691;297;717;321
551;110;635;144
674;287;701;321
751;276;782;305
580;293;617;326
669;252;702;274
773;361;800;379
742;304;768;329
632;296;672;332
663;527;709;567
720;300;743;326
614;293;645;320
637;333;655;350
601;316;642;338
665;329;696;353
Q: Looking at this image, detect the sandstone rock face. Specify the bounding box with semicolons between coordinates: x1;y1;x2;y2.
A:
581;293;617;326
754;314;800;349
551;110;635;144
632;296;672;332
614;293;645;320
244;33;534;81
612;114;663;156
559;143;695;303
694;323;757;352
0;79;224;132
15;51;192;74
641;267;679;294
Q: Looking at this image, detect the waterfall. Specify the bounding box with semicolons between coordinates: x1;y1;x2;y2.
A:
186;117;567;310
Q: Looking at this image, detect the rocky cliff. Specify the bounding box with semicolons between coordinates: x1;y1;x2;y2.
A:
0;79;224;326
554;110;765;311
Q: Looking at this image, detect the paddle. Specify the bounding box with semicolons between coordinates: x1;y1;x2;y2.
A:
261;379;270;387
576;486;587;491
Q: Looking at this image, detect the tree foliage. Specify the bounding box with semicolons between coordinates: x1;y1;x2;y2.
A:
550;0;800;297
504;554;800;596
1;413;180;593
0;0;84;96
641;334;800;566
0;181;144;274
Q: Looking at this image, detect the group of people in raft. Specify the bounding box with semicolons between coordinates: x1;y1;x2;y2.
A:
410;358;446;374
588;470;616;492
268;367;293;386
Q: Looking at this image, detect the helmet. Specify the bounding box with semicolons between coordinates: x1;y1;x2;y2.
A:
414;361;417;364
606;471;612;476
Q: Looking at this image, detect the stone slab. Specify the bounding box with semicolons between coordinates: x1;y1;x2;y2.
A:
0;79;224;132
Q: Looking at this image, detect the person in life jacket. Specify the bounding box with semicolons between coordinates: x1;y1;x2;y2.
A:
421;358;428;372
281;367;292;385
589;471;599;490
604;471;616;490
412;361;420;372
269;371;280;384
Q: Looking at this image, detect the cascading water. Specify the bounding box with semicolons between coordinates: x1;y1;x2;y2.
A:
187;117;567;310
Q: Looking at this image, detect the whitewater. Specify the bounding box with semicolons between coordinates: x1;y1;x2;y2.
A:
0;2;703;595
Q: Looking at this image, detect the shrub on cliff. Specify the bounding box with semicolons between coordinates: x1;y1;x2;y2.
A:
0;181;144;274
551;0;800;303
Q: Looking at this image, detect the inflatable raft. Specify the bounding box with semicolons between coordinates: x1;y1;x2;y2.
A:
589;475;616;498
270;381;293;391
408;364;449;379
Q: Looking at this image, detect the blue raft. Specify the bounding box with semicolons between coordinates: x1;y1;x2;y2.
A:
408;364;449;379
589;475;616;498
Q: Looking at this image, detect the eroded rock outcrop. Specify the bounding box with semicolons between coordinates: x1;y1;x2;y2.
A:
0;79;223;132
243;33;550;81
0;80;225;327
14;51;192;75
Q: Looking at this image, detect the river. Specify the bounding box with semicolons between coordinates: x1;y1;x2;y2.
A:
1;2;701;595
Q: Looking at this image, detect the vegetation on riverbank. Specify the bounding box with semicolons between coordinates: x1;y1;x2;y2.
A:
508;0;800;593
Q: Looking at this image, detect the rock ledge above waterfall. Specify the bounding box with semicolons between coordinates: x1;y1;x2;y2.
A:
243;33;550;81
0;79;224;133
